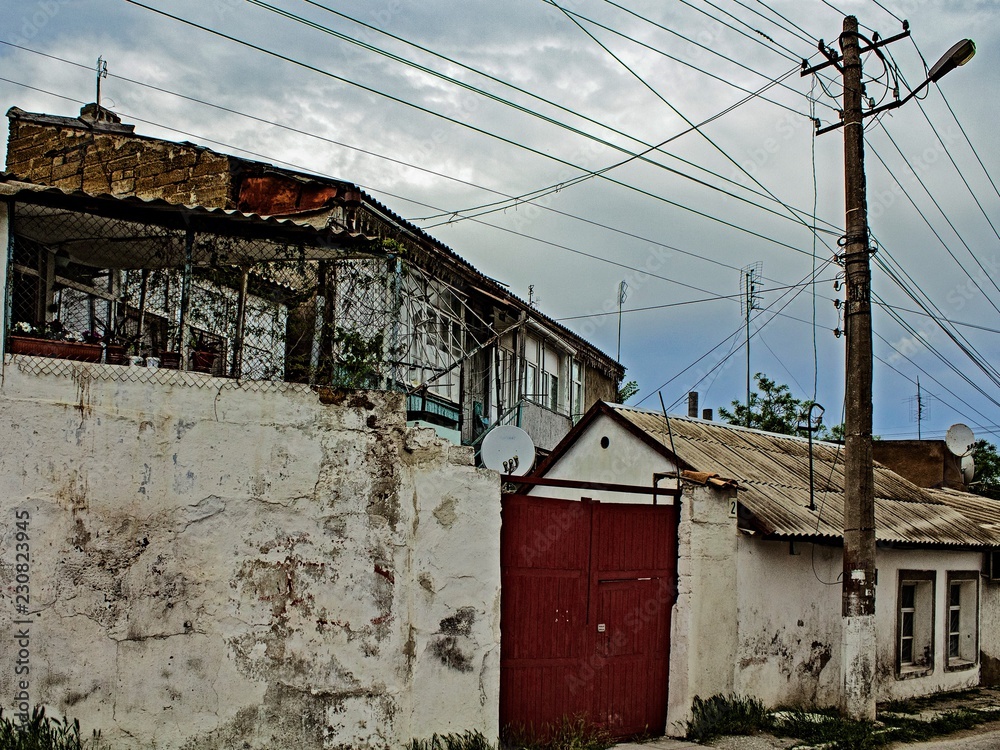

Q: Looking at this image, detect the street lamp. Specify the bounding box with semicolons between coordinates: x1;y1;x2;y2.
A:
814;35;977;134
929;39;976;82
803;19;976;720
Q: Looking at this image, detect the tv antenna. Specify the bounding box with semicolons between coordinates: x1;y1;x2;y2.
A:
96;56;108;108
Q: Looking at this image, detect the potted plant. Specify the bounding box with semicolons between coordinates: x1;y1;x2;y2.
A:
8;321;103;362
191;333;219;374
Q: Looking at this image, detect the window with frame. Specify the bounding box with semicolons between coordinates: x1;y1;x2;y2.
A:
540;370;559;411
524;361;537;400
571;360;584;421
897;570;935;678
946;571;979;670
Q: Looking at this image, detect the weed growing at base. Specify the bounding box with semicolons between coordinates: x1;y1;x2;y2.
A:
0;707;104;750
685;694;770;742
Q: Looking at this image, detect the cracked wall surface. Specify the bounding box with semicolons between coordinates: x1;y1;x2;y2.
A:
0;360;500;749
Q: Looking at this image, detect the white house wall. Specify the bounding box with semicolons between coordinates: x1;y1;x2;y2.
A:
0;360;500;749
528;413;677;504
871;546;982;702
734;539;843;709
981;579;1000;684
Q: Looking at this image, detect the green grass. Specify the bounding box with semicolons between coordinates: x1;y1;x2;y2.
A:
0;707;104;750
501;716;615;750
409;730;496;750
772;703;990;749
685;694;771;742
683;692;995;749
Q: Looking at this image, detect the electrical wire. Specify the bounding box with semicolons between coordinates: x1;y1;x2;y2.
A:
117;2;841;261
0;42;843;284
875;122;1000;300
545;0;846;265
240;1;842;238
595;0;839;113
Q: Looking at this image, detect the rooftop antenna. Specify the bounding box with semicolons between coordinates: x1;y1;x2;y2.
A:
96;56;108;108
616;280;628;362
740;262;762;425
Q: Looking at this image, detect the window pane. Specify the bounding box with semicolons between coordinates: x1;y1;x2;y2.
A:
950;609;960;633
902;611;913;638
901;584;915;609
949;634;960;658
950;583;961;607
901;638;913;664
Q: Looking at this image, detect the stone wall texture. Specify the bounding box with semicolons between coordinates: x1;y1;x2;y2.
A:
0;359;500;749
6;117;234;207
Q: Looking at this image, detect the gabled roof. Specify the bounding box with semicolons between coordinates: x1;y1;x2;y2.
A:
535;402;1000;547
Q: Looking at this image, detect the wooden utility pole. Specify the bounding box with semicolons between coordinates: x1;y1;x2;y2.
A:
839;15;877;721
804;13;974;721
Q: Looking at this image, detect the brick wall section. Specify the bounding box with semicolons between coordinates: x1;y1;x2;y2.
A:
6;118;235;208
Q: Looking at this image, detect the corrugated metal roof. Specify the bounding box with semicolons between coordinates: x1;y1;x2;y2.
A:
0;175;371;252
610;404;1000;547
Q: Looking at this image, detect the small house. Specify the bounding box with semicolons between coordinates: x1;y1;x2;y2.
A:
501;401;1000;737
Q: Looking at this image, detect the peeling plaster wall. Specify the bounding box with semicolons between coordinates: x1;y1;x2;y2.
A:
0;361;500;749
666;481;738;735
980;578;1000;685
871;547;981;702
735;540;842;708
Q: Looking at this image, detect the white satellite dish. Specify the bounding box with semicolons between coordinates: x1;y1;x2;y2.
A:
480;425;535;476
961;454;976;484
945;423;975;457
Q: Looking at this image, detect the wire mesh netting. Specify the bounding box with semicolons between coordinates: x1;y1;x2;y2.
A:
2;199;435;392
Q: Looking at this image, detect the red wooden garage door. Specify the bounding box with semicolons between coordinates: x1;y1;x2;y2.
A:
500;495;679;740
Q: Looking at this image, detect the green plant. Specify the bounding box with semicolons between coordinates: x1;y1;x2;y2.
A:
501;715;613;750
409;730;495;750
0;706;104;750
685;694;770;742
771;702;991;749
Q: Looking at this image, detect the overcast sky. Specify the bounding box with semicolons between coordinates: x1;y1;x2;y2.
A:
2;0;998;444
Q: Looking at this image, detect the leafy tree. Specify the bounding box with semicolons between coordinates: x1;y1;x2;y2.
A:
616;379;639;403
719;372;811;435
970;439;1000;500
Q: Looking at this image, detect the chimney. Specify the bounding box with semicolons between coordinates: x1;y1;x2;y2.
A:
702;408;713;421
687;391;699;418
78;102;135;133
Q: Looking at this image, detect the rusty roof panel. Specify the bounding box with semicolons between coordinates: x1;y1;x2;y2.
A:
610;405;996;547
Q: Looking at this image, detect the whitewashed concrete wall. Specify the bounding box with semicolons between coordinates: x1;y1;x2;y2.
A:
666;481;739;735
871;547;981;702
980;577;1000;685
733;541;982;709
735;539;843;709
0;359;500;749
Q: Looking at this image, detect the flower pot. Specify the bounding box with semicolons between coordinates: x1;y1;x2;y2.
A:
8;336;103;363
159;351;181;369
192;350;218;373
105;344;127;365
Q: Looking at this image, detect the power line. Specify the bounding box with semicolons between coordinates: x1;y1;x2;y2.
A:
596;0;839;113
546;0;844;263
875;122;1000;301
118;1;837;260
0;42;836;284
